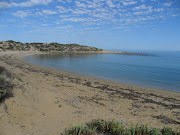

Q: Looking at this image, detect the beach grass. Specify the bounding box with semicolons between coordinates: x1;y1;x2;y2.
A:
62;119;180;135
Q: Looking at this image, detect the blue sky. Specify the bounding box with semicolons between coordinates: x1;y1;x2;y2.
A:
0;0;180;51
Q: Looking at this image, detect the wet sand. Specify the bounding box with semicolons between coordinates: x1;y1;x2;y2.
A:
0;51;179;135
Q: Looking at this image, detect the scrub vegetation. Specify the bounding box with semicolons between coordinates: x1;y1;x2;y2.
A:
0;40;104;52
0;66;13;102
63;119;179;135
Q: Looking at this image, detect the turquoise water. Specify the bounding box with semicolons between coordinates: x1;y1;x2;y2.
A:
24;51;180;92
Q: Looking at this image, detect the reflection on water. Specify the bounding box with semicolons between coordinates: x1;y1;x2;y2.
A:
33;53;100;60
25;52;180;92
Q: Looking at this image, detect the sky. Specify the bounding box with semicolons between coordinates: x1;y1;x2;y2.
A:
0;0;180;51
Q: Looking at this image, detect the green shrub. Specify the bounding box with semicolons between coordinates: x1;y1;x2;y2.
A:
0;66;4;74
62;119;180;135
0;77;13;100
0;67;13;101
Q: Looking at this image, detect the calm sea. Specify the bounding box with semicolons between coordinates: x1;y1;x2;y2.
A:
24;51;180;92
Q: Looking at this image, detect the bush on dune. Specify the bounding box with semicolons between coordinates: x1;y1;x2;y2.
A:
62;119;179;135
0;66;13;102
0;66;4;74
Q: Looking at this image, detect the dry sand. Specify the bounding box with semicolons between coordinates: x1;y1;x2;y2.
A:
0;51;179;135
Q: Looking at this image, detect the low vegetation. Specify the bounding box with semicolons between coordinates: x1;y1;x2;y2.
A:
62;119;179;135
55;99;62;108
0;66;13;102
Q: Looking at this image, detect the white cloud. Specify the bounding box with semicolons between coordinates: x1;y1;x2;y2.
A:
72;8;90;15
164;2;173;7
12;11;30;18
1;0;178;32
56;6;70;13
0;2;10;8
150;0;158;2
154;8;164;12
86;1;104;8
75;1;87;8
133;4;152;11
57;0;66;3
93;0;105;3
59;15;70;18
19;0;52;7
42;10;57;15
172;14;180;17
60;17;97;23
58;0;72;3
133;11;144;15
42;24;48;26
122;1;137;6
0;0;52;8
55;25;73;29
0;1;17;8
66;0;72;3
106;0;115;8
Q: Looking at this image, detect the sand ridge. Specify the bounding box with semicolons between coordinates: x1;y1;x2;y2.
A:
0;51;179;135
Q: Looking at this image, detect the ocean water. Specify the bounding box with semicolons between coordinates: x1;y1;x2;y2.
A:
24;51;180;92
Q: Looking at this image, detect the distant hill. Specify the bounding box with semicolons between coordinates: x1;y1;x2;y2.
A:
0;40;105;52
0;40;151;56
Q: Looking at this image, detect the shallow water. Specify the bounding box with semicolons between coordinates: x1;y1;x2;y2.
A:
24;51;180;92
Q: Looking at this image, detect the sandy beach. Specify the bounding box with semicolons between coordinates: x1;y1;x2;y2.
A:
0;51;180;135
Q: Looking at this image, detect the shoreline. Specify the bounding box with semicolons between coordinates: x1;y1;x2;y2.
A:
15;51;179;93
0;51;180;135
24;52;178;93
23;52;178;93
